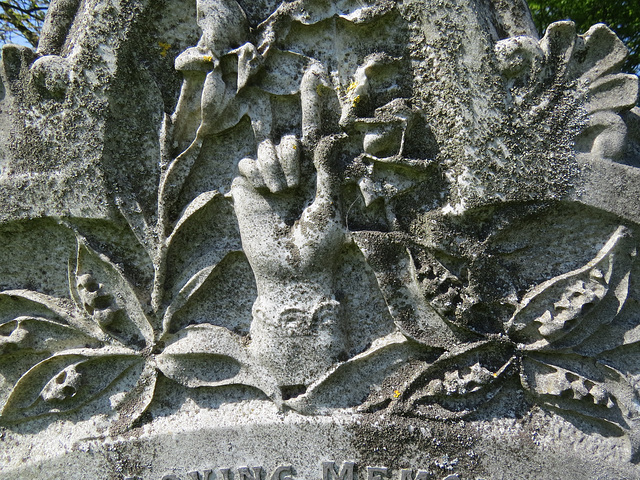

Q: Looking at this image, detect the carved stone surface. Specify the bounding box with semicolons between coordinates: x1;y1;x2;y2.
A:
0;1;639;478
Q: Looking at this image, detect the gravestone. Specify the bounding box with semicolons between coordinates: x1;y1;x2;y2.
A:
0;0;639;478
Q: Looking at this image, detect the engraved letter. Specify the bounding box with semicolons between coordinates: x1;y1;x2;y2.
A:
400;469;429;480
188;470;213;480
322;461;355;480
238;466;263;480
367;467;389;480
270;465;294;480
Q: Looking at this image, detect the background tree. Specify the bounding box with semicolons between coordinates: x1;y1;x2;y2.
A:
0;0;49;48
528;0;640;73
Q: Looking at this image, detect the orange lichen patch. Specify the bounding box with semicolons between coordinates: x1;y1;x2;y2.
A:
158;42;171;58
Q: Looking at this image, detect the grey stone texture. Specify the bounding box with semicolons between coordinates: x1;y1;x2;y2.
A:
0;0;639;479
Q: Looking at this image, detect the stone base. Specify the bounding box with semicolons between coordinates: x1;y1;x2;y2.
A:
1;384;637;480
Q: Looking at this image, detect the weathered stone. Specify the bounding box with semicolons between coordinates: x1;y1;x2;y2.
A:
0;1;639;478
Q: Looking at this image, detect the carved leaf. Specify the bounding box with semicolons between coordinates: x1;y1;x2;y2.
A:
507;226;635;351
169;67;205;155
0;290;105;341
539;21;577;81
168;190;222;241
352;231;460;348
157;324;280;402
283;332;422;414
161;264;218;335
520;354;640;437
163;193;242;313
585;73;639;115
115;193;154;256
1;347;140;422
0;317;101;357
496;22;637;161
158;138;204;231
109;359;158;435
570;23;630;84
72;240;154;346
390;341;516;418
0;317;104;410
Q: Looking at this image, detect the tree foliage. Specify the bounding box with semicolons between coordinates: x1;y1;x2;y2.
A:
528;0;640;73
0;0;49;48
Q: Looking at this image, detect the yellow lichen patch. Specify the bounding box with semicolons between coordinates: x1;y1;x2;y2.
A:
158;41;171;58
352;95;361;107
292;145;297;150
393;389;401;398
347;80;358;94
203;55;214;63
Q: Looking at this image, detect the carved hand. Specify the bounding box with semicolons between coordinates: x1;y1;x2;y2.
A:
230;65;349;387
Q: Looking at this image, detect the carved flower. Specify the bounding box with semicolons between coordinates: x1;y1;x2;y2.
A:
0;225;264;430
371;224;640;461
495;21;640;161
0;238;156;430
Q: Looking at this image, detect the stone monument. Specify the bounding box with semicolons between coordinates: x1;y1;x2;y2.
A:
0;0;639;478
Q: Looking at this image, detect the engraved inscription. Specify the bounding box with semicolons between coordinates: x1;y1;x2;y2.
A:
400;469;429;480
367;467;389;480
188;471;213;480
323;461;355;480
270;466;294;480
238;467;263;480
152;463;435;480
